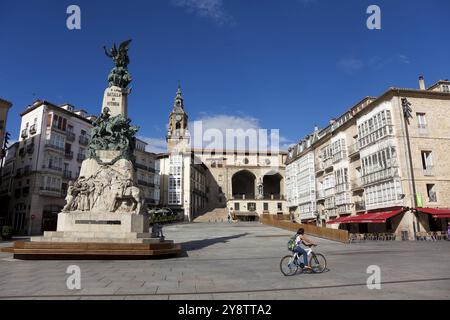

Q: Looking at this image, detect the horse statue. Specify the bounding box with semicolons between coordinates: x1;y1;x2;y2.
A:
111;179;143;214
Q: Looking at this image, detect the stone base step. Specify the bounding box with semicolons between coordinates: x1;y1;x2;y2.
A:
34;231;157;243
1;241;182;260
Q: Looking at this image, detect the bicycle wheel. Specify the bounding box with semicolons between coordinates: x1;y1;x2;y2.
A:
309;253;327;273
280;255;298;276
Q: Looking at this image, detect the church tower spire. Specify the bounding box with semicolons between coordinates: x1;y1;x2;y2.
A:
167;82;189;152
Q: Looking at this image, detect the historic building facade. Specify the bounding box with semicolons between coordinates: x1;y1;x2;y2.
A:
135;139;161;208
285;77;450;239
159;86;288;222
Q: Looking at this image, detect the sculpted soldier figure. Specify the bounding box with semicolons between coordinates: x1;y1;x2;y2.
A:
62;181;78;212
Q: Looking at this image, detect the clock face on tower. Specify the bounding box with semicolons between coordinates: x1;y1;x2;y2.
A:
176;115;182;122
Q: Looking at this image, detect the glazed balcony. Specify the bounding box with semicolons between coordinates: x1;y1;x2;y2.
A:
362;167;398;186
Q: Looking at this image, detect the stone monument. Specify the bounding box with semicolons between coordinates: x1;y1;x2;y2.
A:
3;40;181;259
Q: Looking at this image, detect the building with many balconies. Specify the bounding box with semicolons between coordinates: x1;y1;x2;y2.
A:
286;77;450;239
7;100;95;235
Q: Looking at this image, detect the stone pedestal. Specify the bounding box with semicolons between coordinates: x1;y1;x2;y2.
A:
102;86;128;118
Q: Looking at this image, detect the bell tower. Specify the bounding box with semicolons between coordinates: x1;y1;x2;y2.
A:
167;83;190;152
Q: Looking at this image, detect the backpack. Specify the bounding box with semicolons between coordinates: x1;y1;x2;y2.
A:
287;235;296;251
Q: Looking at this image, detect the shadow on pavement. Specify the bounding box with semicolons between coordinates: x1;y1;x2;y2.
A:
181;233;250;253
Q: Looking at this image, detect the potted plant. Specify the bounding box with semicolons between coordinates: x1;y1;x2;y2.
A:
1;225;13;241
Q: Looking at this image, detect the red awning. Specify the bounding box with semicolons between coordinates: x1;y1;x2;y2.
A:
416;208;450;219
328;208;404;224
326;216;352;224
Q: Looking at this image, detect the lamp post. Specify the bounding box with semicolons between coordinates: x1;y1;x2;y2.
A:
401;97;420;235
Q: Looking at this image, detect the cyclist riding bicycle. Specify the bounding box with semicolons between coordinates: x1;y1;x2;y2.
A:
294;228;317;270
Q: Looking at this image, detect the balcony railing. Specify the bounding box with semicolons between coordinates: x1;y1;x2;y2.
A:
335;183;350;194
362;167;398;186
299;212;317;220
43;164;63;172
79;136;89;146
66;131;76;142
45;142;65;153
136;163;148;171
324;187;335;197
77;154;86;162
423;166;434;176
21;129;28;139
138;180;149;187
39;186;62;195
65;151;74;159
51;123;66;132
63;171;72;179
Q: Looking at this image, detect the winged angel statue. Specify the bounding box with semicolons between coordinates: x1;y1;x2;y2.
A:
103;39;133;89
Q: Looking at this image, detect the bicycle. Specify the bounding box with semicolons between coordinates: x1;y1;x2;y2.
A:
280;244;327;276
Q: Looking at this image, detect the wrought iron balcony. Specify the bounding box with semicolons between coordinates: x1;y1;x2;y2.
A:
66;131;76;142
21;129;28;139
29;124;37;135
65;151;74;159
79;136;89;146
77;153;85;162
45;141;65;153
43;164;63;172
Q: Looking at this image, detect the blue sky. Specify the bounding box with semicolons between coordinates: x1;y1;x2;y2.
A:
1;0;449;152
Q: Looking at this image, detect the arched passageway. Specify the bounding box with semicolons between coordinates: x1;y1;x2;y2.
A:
263;173;283;199
232;170;256;199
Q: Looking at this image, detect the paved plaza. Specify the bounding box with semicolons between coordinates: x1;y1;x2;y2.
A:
0;222;449;300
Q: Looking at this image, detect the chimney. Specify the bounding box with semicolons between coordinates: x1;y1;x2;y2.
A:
419;76;426;90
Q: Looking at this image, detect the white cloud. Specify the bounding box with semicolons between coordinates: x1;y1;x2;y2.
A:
138;114;292;154
190;114;291;151
340;54;411;73
138;136;167;154
337;58;364;74
398;54;410;64
171;0;233;25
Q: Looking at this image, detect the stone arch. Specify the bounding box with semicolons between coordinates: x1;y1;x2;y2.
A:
262;172;283;199
232;170;256;199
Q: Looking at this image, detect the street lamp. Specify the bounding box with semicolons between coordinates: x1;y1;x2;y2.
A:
401;97;420;235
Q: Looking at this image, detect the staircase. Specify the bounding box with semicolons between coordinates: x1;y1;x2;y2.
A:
194;208;229;223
